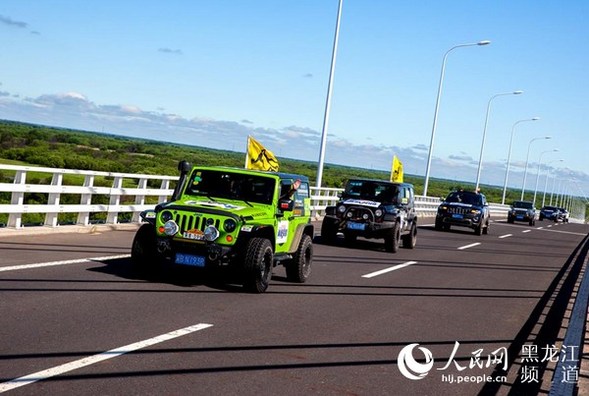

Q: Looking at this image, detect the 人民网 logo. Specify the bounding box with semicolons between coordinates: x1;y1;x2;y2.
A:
397;343;434;380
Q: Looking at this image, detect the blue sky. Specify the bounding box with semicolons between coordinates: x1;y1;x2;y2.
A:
0;1;588;199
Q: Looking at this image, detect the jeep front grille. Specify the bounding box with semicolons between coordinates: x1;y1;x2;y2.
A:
342;206;375;222
174;214;221;234
447;207;470;214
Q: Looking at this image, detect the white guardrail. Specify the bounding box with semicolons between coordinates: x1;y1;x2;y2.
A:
0;163;520;229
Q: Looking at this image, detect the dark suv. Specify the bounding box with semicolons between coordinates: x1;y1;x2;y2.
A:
435;191;490;235
539;205;559;221
321;179;417;253
507;200;536;226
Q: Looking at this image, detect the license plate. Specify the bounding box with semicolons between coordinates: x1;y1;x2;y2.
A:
516;215;524;220
452;213;463;219
347;222;365;231
175;253;205;267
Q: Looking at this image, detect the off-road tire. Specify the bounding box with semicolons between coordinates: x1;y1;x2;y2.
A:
482;220;490;235
435;219;443;231
384;222;401;253
286;234;313;283
475;223;483;236
321;217;339;245
243;237;273;293
131;224;159;272
402;223;417;249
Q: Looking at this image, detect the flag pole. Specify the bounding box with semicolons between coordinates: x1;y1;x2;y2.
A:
244;135;250;169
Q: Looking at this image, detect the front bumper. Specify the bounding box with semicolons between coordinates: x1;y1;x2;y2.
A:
437;214;481;229
156;237;235;267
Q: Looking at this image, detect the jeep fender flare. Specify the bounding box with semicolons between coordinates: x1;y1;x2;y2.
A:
289;223;315;254
236;225;275;249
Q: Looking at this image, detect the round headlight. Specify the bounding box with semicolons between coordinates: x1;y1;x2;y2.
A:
161;211;173;222
163;220;179;236
346;212;353;218
224;219;237;232
375;209;383;217
204;226;220;241
337;205;346;213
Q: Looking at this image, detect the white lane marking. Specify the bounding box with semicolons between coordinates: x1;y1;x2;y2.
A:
547;225;552;228
362;261;418;278
0;323;214;393
536;227;544;230
498;234;513;239
457;242;481;250
522;230;532;233
0;255;131;272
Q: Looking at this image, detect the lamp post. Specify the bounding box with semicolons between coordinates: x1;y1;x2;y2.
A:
315;0;343;188
520;136;552;200
533;149;559;206
501;117;540;204
475;91;523;192
542;159;564;207
422;40;491;196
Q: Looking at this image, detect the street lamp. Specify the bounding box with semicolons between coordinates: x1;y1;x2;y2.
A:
475;90;524;192
520;136;552;200
501;117;540;204
315;0;343;188
533;149;559;206
542;159;564;207
422;40;491;196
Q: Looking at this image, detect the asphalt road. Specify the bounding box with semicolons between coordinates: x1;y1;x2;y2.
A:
0;219;588;396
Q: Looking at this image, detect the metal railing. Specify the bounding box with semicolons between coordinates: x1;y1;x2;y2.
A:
0;163;556;230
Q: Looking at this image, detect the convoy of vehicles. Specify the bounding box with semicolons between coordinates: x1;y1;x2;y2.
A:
131;164;573;292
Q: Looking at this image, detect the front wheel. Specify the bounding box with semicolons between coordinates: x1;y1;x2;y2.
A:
243;237;274;293
321;217;339;245
286;234;313;283
384;222;401;253
131;224;159;272
402;223;417;249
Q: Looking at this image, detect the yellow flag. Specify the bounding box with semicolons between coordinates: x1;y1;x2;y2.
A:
246;135;279;172
391;155;403;182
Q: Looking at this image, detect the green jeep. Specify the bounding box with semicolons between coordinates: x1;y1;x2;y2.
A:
131;161;314;293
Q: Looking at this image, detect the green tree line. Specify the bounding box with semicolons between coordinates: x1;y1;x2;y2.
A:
0;120;586;224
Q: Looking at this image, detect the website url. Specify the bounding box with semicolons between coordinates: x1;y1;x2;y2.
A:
441;374;507;384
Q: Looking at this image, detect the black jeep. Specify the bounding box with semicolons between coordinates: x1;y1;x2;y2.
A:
320;179;417;253
435;190;490;235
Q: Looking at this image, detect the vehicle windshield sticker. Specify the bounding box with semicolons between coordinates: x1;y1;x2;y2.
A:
277;220;289;244
241;225;253;232
343;199;380;208
184;200;245;211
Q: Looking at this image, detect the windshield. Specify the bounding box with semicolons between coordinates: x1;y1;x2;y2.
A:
444;191;483;206
186;169;276;205
513;201;533;209
344;180;399;203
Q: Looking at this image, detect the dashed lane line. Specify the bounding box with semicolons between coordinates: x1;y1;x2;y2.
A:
362;261;418;278
457;242;481;250
0;323;214;393
499;234;513;239
0;254;131;272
